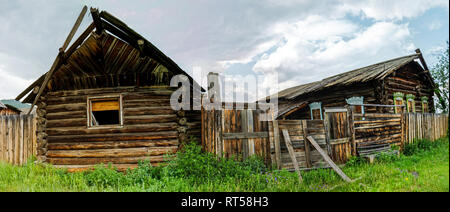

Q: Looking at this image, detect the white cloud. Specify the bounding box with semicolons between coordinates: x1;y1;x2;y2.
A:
429;20;443;30
252;20;415;91
0;65;33;99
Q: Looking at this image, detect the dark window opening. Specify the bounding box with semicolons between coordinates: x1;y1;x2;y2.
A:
91;110;120;125
89;98;121;127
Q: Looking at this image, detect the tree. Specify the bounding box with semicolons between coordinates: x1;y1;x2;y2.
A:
431;41;449;113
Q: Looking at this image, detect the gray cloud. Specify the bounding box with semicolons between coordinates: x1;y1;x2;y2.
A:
0;0;448;99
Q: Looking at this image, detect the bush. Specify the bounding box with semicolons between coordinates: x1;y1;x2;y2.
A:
403;139;441;156
167;142;267;183
83;164;130;188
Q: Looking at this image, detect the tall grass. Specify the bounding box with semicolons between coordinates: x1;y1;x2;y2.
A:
0;137;448;192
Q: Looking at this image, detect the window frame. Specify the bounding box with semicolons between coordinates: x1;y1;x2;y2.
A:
309;102;323;120
393;92;404;114
405;94;415;113
87;95;124;128
421;96;429;113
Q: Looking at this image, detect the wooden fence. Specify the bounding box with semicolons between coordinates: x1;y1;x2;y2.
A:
0;115;37;165
405;113;449;144
202;106;449;169
201;103;273;164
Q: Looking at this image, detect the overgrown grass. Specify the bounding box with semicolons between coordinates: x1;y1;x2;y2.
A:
0;137;448;192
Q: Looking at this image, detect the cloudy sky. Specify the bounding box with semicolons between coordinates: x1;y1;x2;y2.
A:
0;0;448;101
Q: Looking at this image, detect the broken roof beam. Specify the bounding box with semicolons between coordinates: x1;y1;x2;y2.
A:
61;6;88;52
15;74;45;101
90;7;104;34
27;6;88;114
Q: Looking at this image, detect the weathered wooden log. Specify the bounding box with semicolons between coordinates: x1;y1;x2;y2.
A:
47;131;178;143
46;155;171;165
46;123;178;136
47;139;179;150
47;146;177;158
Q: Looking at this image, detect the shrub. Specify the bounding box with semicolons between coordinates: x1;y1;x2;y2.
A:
403;139;440;156
82;164;130;188
167;141;267;183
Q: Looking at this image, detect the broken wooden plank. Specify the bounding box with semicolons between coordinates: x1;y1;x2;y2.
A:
281;129;303;183
307;136;352;183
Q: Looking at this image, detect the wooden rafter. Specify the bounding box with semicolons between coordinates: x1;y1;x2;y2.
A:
27;6;88;114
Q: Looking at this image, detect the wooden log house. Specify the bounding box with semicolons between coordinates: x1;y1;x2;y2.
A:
269;51;437;120
15;7;202;171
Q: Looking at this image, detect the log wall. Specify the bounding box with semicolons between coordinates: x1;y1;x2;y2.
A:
383;63;435;113
41;86;198;172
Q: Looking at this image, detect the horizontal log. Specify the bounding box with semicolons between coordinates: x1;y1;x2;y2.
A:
123;99;171;107
46;110;87;120
354;133;401;143
354;113;402;118
47;118;86;128
223;132;269;139
47;155;171;165
47;103;86;113
123;115;177;124
354;118;401;125
355;123;401;130
47;139;179;150
47;146;177;158
47;86;175;97
47;96;86;105
47;131;178;143
46;123;178;136
123;107;175;116
53;164;140;172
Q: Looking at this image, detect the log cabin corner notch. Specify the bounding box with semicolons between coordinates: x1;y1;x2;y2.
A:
266;52;437;120
15;6;203;171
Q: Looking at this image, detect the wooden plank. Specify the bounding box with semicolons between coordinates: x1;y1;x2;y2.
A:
281;129;303;183
301;120;312;168
347;106;356;156
273;120;282;169
247;110;255;156
307;136;352;183
241;110;249;159
222;132;269;139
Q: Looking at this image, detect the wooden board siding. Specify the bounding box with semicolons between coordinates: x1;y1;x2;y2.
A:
0;115;37;165
201;105;272;165
42;86;195;171
353;113;404;152
405;113;448;143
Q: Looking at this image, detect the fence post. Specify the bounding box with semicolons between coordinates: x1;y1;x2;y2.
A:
272;120;281;169
346;106;356;156
301;120;312;168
